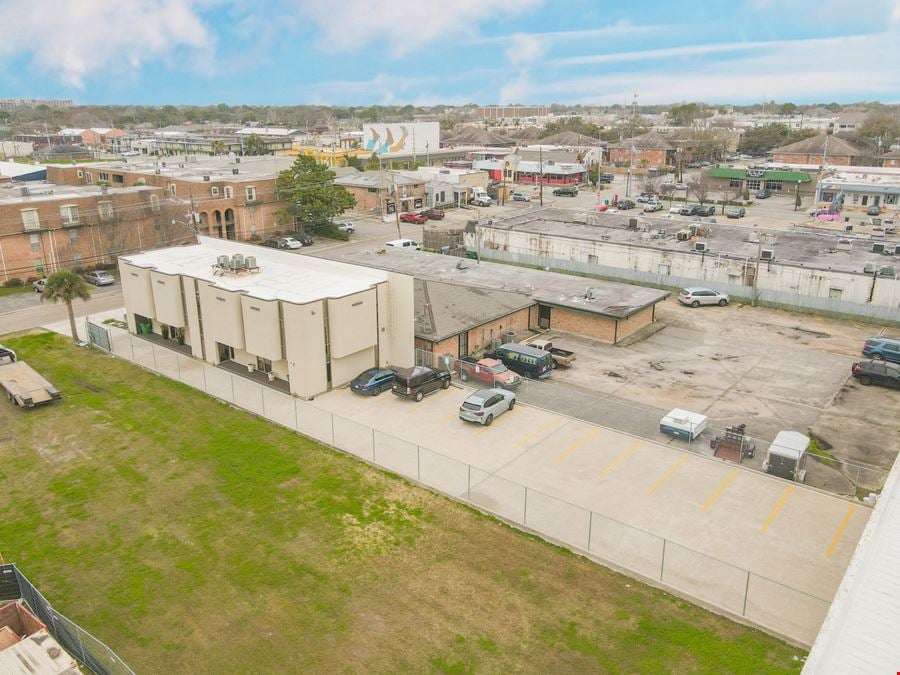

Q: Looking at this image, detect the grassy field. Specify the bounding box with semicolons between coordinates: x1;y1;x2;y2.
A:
0;332;805;673
0;284;32;297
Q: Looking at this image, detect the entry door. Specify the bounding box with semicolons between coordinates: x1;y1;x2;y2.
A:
538;305;551;329
217;342;234;363
458;331;468;357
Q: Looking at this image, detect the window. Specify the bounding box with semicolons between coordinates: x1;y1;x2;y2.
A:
21;209;40;231
885;194;897;205
729;178;742;188
168;183;177;196
256;356;272;373
150;195;160;212
85;172;93;184
35;258;44;275
861;196;868;206
245;186;257;201
112;174;124;184
367;187;378;193
828;287;843;300
765;180;783;191
98;172;109;181
68;228;78;243
73;253;82;265
29;234;40;251
746;179;761;191
60;204;79;225
224;186;233;199
98;201;114;220
821;191;834;202
852;194;860;204
211;187;220;196
76;170;83;178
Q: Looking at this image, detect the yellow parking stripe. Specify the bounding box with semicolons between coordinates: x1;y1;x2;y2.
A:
646;455;689;495
554;427;603;464
597;441;641;478
826;505;855;558
515;416;562;448
475;408;518;435
759;486;794;534
700;469;739;512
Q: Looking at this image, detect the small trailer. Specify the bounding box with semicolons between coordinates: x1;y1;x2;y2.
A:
659;408;707;441
0;361;62;408
762;431;809;483
527;338;577;368
710;424;756;464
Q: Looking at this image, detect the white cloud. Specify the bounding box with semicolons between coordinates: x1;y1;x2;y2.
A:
0;0;215;88
288;0;543;57
506;33;546;66
499;74;533;105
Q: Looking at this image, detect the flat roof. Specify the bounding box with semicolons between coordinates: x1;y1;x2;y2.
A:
0;181;158;206
120;237;391;305
70;155;296;183
486;208;900;276
316;248;669;319
803;454;900;672
334;172;423;188
416;278;534;341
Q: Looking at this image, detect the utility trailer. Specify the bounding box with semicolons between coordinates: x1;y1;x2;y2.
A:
710;424;756;464
0;361;62;408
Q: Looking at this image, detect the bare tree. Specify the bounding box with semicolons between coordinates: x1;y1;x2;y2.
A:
688;174;714;206
640;176;661;196
720;182;743;214
660;182;676;206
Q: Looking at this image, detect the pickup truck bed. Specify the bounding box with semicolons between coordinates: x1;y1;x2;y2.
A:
527;338;577;367
0;361;62;408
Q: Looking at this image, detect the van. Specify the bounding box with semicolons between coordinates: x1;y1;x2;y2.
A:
385;239;420;250
486;343;554;379
391;366;451;402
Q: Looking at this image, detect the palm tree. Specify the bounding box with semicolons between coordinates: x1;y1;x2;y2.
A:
41;270;92;344
210;140;226;156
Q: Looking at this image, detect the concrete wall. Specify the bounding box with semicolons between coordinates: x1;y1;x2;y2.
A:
241;296;282;362
149;271;185;328
199;285;245;350
470;226;900;314
283;300;328;398
119;262;155;322
378;273;415;368
328;289;378;359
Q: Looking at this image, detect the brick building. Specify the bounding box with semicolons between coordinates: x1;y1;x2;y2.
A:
881;150;900;168
47;156;299;241
334;171;426;217
59;127;126;148
607;132;676;168
0;182;195;283
771;135;866;166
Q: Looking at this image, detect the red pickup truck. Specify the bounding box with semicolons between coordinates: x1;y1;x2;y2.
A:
457;357;521;389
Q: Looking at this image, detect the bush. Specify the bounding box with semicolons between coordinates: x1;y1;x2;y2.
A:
315;223;350;241
248;234;262;243
3;278;23;288
26;276;39;284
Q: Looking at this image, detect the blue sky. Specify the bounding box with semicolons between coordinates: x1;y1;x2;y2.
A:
0;0;898;106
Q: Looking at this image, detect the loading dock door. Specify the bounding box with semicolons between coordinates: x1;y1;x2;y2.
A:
538;305;551;329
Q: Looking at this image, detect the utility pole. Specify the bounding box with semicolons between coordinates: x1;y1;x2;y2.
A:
751;234;768;307
389;170;402;240
626;92;637;198
426;141;430;166
539;145;544;206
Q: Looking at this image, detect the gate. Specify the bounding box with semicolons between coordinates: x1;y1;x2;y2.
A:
87;321;111;351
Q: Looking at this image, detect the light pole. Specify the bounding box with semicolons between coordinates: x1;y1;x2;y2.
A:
794;179;802;211
751;233;770;307
539;145;544;206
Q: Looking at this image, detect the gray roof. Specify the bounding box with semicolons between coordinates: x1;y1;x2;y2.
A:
538;131;601;147
317;248;669;319
334;171;423;188
607;131;674;151
73;155;297;183
415;278;534;341
444;128;517;146
773;134;865;157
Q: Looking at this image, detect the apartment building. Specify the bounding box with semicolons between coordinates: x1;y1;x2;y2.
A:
771;135;867;167
607;132;676;168
0;182;194;283
334;171;426;217
118;239;414;399
47;156;298;241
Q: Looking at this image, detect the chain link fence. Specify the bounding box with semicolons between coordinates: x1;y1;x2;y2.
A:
0;564;134;675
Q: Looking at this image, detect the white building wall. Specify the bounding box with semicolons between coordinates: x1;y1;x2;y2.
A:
378;273;415;368
149;271;185;328
282;300;328;398
241;296;282;362
328;289;378;359
182;277;203;359
118;262;155;331
197;284;245;352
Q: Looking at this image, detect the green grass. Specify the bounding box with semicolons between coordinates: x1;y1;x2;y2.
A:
0;285;32;297
0;332;805;674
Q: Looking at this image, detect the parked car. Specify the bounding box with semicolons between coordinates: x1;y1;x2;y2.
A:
725;207;746;218
528;339;576;367
32;278;47;293
669;205;684;214
674;182;688;190
458;388;516;426
636;193;658;203
695;205;716;217
261;238;284;249
385;238;420;250
350;367;396;396
862;336;900;364
755;190;771;199
643;202;664;212
512;192;532;202
867;204;882;216
457;357;521;389
337;222;355;234
391;365;451;402
296;234;314;246
598;173;615;184
679;204;699;216
678;287;729;307
485;343;554;380
850;359;900;388
553;186;578;197
281;237;306;249
399;212;427;224
420;208;445;220
84;270;115;286
616;199;636;210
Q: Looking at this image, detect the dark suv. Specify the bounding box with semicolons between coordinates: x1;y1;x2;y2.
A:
391;366;451;402
553;186;578;197
862;337;900;364
695;205;716;216
851;359;900;388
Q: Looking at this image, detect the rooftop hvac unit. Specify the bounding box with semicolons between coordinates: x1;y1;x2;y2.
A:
871;227;885;238
895;245;900;256
230;253;245;269
244;255;257;269
203;175;210;181
873;243;886;254
657;229;667;236
155;169;161;174
232;168;239;174
216;255;230;268
748;231;760;243
879;265;895;278
843;223;853;232
836;238;852;251
863;262;878;274
235;157;241;163
677;230;690;241
161;162;166;167
628;217;638;228
760;249;775;261
693;241;707;252
689;224;700;236
19;186;29;197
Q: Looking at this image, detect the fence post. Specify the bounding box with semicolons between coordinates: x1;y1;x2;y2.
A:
467;464;471;500
330;413;335;445
587;511;593;551
742;570;751;616
371;427;376;461
416;446;421;480
523;486;528;524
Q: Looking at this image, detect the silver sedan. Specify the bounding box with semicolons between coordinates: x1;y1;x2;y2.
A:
459;388;516;426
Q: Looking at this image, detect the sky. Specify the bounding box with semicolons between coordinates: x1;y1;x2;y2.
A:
0;0;898;107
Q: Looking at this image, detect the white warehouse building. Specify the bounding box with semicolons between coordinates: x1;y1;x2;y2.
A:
118;239;415;399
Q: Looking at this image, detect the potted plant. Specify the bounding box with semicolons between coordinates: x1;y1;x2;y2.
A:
267;372;276;382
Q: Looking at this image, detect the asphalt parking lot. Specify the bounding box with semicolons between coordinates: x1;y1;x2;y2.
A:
315;379;867;642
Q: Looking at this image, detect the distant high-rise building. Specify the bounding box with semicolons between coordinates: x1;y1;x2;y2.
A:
0;98;74;111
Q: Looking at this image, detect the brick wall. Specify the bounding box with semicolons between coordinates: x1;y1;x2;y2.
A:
550;307;617;342
608;148;668;167
615;305;654;340
342;182;427;216
772;152;853;166
466;307;531;353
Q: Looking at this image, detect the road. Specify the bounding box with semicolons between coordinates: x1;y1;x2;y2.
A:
0;288;124;337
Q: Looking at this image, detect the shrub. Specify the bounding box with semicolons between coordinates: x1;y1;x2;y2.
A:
315;223;350;241
3;278;23;288
26;276;39;284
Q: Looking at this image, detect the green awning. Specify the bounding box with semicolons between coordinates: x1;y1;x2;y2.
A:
707;167;812;183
